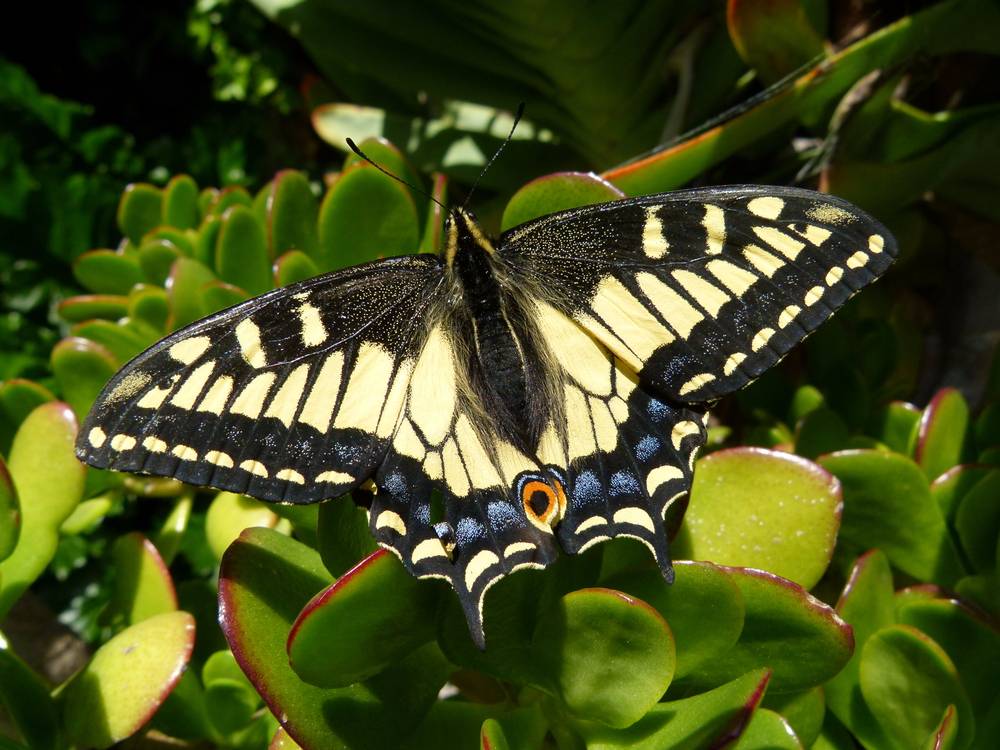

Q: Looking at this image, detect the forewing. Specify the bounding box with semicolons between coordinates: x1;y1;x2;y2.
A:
498;185;897;403
77;255;444;503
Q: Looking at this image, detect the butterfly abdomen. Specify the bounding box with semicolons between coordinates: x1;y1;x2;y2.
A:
447;211;554;451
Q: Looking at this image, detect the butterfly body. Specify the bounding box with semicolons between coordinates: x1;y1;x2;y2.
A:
77;185;897;646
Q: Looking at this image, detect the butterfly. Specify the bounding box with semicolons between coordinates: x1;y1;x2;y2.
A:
76;184;896;647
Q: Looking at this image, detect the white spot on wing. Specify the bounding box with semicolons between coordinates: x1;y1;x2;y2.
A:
239;459;268;478
679;372;715;396
646;465;683;494
613;507;655;532
703;204;726;254
205;450;234;468
747;196;784;220
375;510;406;535
143;437;168;453
236;319;267;369
169;336;211;365
642;206;669;259
276;468;305;484
464;550;500;590
110;434;136;451
88;427;107;447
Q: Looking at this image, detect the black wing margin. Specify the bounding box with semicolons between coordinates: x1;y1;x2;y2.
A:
77;255;444;503
497;185;897;403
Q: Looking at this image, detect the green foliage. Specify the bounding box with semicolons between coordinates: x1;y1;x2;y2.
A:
1;1;999;748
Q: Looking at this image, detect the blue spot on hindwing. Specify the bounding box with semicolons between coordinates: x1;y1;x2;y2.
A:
456;517;486;545
487;501;522;532
635;435;660;462
571;470;602;507
609;470;640;497
647;399;669;422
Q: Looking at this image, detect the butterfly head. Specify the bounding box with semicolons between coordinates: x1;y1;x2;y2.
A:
445;208;495;266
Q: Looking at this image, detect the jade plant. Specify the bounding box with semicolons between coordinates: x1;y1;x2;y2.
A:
1;1;999;748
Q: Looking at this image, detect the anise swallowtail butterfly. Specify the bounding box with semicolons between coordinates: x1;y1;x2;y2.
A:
77;185;896;647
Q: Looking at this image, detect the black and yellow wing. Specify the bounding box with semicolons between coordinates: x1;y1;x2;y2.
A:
495;185;896;584
499;185;897;403
77;255;444;503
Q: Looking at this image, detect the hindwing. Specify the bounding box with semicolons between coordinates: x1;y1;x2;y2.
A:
498;185;897;403
77;255;444;502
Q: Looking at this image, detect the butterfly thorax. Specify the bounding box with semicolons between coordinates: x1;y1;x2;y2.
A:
443;209;551;452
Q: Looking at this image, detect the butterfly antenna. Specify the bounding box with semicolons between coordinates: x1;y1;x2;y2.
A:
344;138;447;212
462;102;526;210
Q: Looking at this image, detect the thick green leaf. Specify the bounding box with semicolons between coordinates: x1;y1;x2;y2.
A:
127;284;169;332
154;494;192;565
61;611;195;749
579;669;771;750
200;280;249;317
0;380;55;456
203;650;261;736
727;0;825;84
342;136;425;196
418;173;448;254
819;450;964;585
205;491;282;561
210;186;254;217
436;553;602;687
162;175;200;230
673;448;841;589
70;318;155;364
917;389;970;480
138;237;182;286
532;587;675;728
0;403;85;617
60;493;116;535
268;170;319;258
859;625;974;750
316;498;378;577
872;401;922;455
312;101;569;187
0;630;61;750
761;688;824;748
480;718;510;750
733;708;803;749
682;567;853;692
602;561;744;679
219;528;450;749
56;294;129;323
825;550;896;750
216;205;272;296
165;257;216;330
287;549;440;687
953;470;1000;572
271;726;304;750
73;249;143;295
317;164;420;271
107;532;178;626
117;183;163;244
0;459;20;563
795;408;850;459
924;705;960;750
896;594;1000;722
930;465;994;523
274;249;320;287
500;171;624;231
604;0;1000;195
194;214;223;266
50;336;117;421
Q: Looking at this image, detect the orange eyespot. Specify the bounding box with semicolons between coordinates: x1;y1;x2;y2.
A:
521;478;567;527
